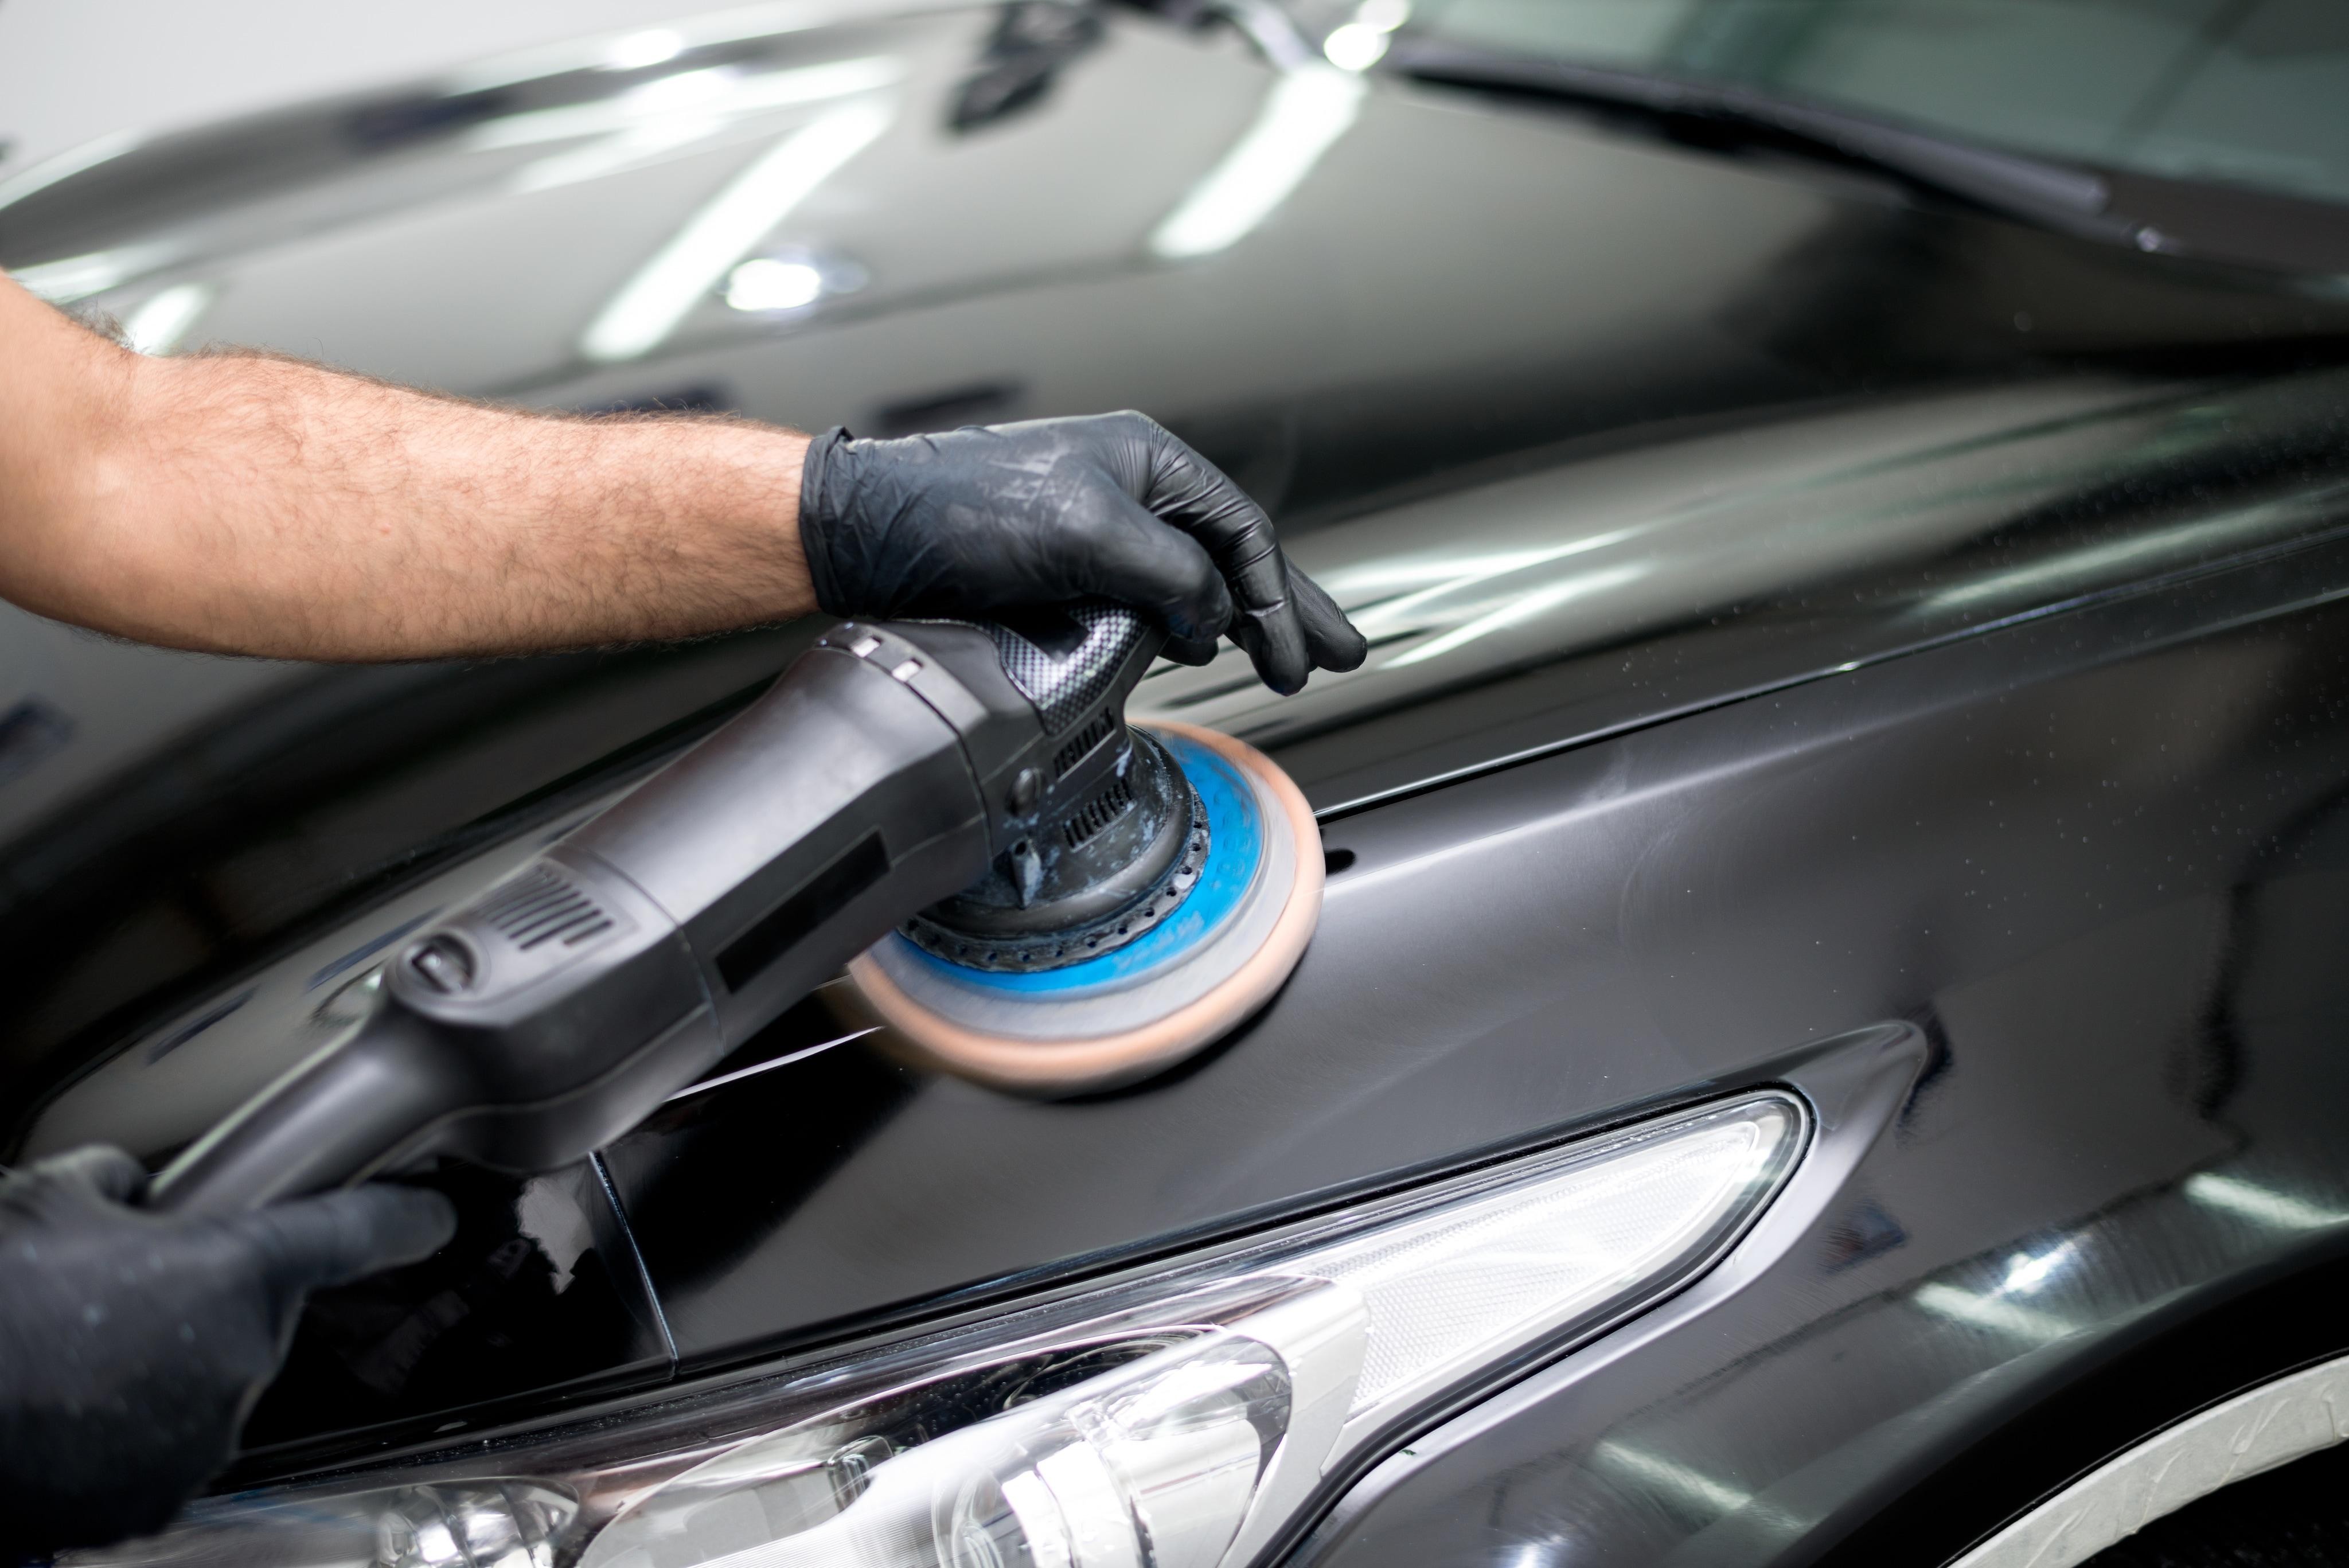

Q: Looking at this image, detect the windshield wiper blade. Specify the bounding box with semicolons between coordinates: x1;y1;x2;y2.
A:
1384;40;2167;252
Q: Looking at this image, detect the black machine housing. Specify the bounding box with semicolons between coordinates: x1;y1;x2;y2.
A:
146;604;1181;1214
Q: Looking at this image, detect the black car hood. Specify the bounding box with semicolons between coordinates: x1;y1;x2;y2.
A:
5;0;2349;1457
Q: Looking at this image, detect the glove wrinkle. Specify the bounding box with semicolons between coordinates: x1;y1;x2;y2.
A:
0;1149;455;1559
796;412;1364;693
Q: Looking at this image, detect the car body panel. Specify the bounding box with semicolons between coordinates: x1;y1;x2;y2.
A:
5;5;2349;1561
1288;552;2349;1566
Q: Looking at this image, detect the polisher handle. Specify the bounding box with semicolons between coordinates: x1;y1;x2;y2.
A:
140;603;1175;1214
142;1008;474;1215
141;609;1145;1210
973;601;1161;732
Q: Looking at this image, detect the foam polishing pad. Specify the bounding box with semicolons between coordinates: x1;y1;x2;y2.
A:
843;721;1321;1095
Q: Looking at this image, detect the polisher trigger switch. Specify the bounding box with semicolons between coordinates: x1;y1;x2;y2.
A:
407;935;475;993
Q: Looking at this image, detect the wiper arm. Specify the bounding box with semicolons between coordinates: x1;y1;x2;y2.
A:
1384;40;2167;253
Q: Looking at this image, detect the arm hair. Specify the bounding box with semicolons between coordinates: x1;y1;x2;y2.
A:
0;271;815;660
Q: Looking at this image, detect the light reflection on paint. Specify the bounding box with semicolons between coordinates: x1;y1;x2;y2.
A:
1327;0;1410;68
468;58;902;152
1323;23;1392;70
1998;1240;2075;1295
0;128;143;215
604;29;686;72
510;120;729;194
1913;487;2349;614
1590;1438;1805;1534
1382;563;1652;669
1318;530;1641;604
1913;1281;2071;1340
122;282;212;356
9;242;178;304
2184;1172;2347;1231
1593;1439;1753;1514
1149;67;1365;259
725;257;825;311
579;98;893;363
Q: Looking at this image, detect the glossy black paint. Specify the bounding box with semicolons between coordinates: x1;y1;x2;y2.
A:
1285;545;2349;1566
3;5;2349;1562
241;1155;671;1450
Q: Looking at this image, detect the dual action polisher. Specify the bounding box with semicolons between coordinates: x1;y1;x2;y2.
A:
147;606;1320;1214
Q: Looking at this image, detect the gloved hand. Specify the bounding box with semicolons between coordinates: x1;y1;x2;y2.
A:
797;412;1368;695
0;1146;456;1558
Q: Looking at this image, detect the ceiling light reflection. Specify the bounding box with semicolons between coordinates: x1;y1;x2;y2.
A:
1382;563;1651;669
1997;1242;2074;1296
1322;23;1391;71
579;99;892;364
1324;529;1640;611
1913;1281;2071;1341
446;4;863;93
1149;66;1365;260
0;128;142;215
1591;1440;1753;1515
469;58;901;151
725;258;824;311
620;66;738;113
1326;0;1408;72
2184;1172;2345;1231
1915;491;2348;614
9;242;177;304
511;119;723;194
122;283;212;356
604;29;686;71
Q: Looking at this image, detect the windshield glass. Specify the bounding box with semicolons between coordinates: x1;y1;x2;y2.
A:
1380;0;2349;209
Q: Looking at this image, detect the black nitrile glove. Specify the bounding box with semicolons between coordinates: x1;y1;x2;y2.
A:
797;412;1368;695
0;1146;456;1558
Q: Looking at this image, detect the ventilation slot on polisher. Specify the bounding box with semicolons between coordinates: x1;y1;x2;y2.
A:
478;867;613;949
1052;712;1117;778
1062;776;1135;849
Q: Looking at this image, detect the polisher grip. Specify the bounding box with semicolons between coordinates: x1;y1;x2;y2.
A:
142;1008;480;1216
141;606;1165;1213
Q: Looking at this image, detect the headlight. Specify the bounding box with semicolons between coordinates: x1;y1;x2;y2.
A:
72;1094;1802;1568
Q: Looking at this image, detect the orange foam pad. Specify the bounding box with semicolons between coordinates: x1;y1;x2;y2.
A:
839;723;1322;1095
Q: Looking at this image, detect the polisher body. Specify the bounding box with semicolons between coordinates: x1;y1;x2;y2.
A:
147;608;1187;1214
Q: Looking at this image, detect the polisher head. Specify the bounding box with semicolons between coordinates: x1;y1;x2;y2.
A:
844;720;1322;1094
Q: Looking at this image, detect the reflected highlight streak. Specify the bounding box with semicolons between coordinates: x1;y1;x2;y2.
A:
579;99;892;364
9;242;178;304
122;283;212;356
1998;1240;2075;1294
1913;1281;2071;1341
1593;1440;1753;1514
604;29;686;71
1320;529;1640;603
512;119;730;195
1382;563;1651;669
1149;67;1365;259
1914;488;2349;614
2184;1172;2347;1231
0;128;143;214
663;1029;879;1102
471;58;900;151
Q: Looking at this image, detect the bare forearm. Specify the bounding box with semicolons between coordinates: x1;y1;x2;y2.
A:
3;284;814;660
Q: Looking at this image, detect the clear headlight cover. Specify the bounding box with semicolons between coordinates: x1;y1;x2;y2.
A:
70;1094;1802;1568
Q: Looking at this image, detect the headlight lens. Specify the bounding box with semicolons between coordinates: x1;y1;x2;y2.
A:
71;1094;1802;1568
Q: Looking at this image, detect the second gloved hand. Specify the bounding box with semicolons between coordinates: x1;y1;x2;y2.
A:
0;1148;456;1559
795;412;1368;695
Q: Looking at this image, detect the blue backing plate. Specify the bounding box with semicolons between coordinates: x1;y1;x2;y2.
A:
888;730;1266;997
